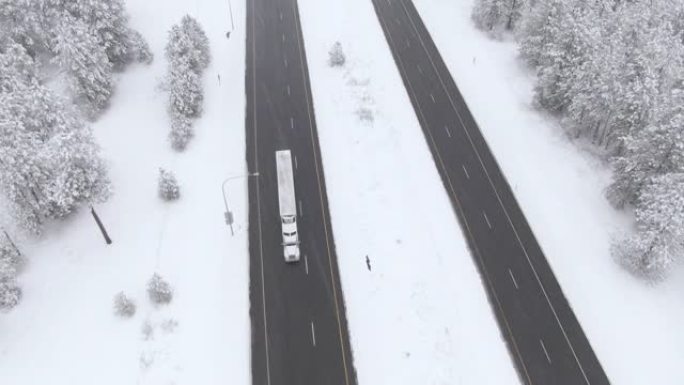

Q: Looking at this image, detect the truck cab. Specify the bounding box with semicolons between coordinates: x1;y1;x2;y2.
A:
281;215;300;262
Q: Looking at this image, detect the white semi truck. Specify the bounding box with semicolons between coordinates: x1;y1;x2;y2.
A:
276;150;301;262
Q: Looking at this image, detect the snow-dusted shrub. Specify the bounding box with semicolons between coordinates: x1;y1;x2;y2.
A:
356;107;374;123
328;42;346;67
141;320;154;341
147;273;173;305
158;168;180;201
113;292;136;317
161;318;178;333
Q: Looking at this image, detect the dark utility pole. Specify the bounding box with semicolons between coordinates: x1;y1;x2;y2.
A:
90;206;112;245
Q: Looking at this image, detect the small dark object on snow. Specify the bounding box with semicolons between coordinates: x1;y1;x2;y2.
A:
365;255;371;271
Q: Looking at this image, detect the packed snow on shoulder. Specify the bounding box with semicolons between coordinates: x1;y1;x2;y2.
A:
297;0;520;383
412;0;684;383
0;1;249;384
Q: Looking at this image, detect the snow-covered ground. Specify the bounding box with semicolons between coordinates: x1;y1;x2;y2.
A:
0;1;249;384
297;0;519;383
412;0;684;383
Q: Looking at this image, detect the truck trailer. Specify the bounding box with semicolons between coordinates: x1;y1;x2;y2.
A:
275;150;300;262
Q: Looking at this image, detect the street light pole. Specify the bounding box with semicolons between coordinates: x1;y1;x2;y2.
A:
226;0;235;38
222;172;259;236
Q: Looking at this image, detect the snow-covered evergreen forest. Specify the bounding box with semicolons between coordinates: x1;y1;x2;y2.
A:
0;0;153;308
473;0;684;281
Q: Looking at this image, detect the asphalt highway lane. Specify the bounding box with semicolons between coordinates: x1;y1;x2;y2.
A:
245;0;357;384
370;0;611;384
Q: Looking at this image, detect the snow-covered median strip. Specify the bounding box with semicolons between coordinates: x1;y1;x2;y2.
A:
412;0;684;383
297;0;519;383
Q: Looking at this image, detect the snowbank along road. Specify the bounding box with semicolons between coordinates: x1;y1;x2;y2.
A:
370;0;611;384
245;0;357;384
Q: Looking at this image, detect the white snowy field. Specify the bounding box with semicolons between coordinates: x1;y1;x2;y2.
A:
412;0;684;383
0;1;249;384
297;0;519;383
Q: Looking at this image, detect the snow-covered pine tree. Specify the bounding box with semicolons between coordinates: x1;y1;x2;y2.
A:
606;103;684;208
0;83;111;233
52;13;114;115
180;15;210;72
0;279;21;310
169;60;203;119
517;0;564;67
328;42;346;67
0;42;39;93
43;125;111;217
165;15;211;74
158;168;180;201
169;112;193;151
0;236;22;310
147;273;173;305
2;0;153;66
0;0;49;57
472;0;526;37
521;0;600;113
164;16;210;150
55;0;131;67
612;173;684;281
125;29;153;65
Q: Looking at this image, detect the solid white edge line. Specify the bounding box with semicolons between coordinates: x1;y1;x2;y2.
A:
399;2;591;383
